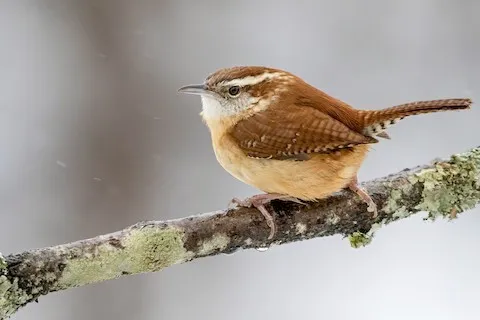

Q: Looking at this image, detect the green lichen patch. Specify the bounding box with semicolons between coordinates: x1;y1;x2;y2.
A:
0;276;31;319
0;252;31;318
414;148;480;220
348;232;373;248
382;179;417;219
57;225;193;289
0;276;11;301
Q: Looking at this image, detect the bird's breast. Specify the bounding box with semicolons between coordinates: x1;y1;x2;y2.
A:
211;132;370;201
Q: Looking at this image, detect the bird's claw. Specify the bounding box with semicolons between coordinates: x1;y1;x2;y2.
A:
228;197;251;209
366;201;378;218
227;193;303;240
348;176;379;219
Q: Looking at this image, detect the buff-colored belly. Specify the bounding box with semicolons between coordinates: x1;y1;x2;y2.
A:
212;135;370;201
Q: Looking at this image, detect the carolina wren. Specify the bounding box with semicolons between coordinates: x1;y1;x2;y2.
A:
179;66;472;239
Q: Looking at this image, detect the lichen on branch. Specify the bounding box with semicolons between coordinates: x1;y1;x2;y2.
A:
353;147;480;247
414;149;480;218
1;146;479;319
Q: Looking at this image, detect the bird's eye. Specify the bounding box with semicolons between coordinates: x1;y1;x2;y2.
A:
228;86;240;97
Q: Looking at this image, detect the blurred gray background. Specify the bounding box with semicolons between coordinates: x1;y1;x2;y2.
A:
1;0;479;319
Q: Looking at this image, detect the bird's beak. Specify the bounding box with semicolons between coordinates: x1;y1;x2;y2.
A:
178;84;209;95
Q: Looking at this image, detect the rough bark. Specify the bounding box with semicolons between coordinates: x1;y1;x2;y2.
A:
1;146;480;319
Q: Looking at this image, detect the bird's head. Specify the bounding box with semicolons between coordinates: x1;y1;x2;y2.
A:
178;66;295;121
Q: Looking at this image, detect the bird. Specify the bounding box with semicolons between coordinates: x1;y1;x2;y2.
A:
178;66;472;239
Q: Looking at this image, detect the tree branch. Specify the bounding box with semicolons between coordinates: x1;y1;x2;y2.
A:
1;147;480;319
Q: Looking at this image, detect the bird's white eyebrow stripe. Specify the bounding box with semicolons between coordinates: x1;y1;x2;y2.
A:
220;72;284;87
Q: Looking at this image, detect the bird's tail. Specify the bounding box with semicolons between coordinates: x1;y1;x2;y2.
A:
358;98;472;138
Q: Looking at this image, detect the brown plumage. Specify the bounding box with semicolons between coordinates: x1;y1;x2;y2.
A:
228;69;471;160
179;65;472;239
232;103;377;159
358;99;471;134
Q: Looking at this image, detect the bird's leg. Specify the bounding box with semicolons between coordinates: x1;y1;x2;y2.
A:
230;193;304;239
347;176;378;218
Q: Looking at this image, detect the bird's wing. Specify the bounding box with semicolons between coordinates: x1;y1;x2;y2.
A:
230;104;378;160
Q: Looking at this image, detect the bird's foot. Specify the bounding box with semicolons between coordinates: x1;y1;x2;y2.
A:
347;177;378;218
230;193;304;239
